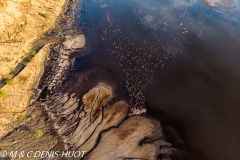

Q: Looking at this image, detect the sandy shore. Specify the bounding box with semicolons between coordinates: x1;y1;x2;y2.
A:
0;0;67;138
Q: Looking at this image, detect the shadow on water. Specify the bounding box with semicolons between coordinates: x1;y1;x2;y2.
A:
71;0;240;159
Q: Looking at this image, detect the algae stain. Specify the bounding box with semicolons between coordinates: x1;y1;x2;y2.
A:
34;130;44;138
0;89;7;98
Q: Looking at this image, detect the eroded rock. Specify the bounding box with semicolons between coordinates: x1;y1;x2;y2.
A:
46;30;92;91
85;116;177;160
62;33;86;50
40;67;186;159
42;82;129;154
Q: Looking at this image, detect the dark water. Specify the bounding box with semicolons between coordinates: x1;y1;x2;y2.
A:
72;0;240;159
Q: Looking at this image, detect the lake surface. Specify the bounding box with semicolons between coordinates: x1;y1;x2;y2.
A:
71;0;240;159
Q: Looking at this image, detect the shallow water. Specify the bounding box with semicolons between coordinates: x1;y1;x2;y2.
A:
71;0;240;159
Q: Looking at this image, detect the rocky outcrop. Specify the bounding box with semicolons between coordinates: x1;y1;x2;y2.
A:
41;67;185;159
46;32;85;90
85;116;166;160
43;82;129;151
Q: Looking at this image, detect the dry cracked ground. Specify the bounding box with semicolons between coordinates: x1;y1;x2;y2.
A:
0;0;184;159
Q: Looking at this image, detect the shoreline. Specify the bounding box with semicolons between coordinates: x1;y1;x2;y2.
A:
0;0;69;138
1;1;201;159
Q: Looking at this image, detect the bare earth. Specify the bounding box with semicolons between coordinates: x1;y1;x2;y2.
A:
0;0;67;151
